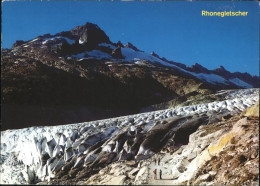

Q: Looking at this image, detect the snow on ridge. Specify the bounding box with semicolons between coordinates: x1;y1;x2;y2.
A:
98;43;116;50
29;38;39;43
120;47;235;86
119;47;254;88
19;36;255;89
23;36;253;89
87;50;112;59
42;36;75;45
121;47;166;64
229;78;253;88
190;72;229;85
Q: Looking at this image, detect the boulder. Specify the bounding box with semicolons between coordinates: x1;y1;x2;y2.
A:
105;175;126;185
134;166;148;184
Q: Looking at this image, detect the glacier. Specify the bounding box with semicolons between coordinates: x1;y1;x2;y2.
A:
0;88;259;184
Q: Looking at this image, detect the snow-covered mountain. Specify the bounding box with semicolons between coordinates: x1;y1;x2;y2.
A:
11;22;259;89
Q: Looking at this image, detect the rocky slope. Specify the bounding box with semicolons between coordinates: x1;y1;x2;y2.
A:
0;88;258;185
2;22;259;130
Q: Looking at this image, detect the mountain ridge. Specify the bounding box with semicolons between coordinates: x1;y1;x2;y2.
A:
10;22;259;88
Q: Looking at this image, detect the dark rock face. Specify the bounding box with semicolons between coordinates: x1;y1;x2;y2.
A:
12;40;26;48
116;41;124;47
70;22;110;46
111;46;124;59
52;22;111;54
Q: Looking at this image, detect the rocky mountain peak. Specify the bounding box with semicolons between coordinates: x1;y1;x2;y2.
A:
192;63;203;68
12;40;26;48
116;41;124;47
215;65;228;72
70;22;110;45
151;51;160;58
189;63;210;73
213;65;232;79
124;42;141;52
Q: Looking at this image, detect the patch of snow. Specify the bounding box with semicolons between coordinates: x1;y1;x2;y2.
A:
29;38;39;43
105;62;115;64
72;50;112;60
42;40;49;45
98;43;116;50
87;50;111;59
72;52;86;59
42;36;75;45
190;72;229;85
229;78;253;88
79;39;84;44
121;47;166;64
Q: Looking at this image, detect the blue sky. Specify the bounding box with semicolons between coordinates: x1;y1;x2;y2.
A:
2;1;259;76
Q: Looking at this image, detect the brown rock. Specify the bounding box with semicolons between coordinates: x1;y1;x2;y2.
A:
242;102;259;118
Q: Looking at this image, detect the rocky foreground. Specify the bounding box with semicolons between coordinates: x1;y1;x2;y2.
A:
0;88;259;185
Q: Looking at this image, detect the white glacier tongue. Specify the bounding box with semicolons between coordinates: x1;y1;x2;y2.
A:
0;88;259;184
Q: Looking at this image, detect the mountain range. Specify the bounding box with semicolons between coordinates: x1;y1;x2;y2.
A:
1;22;259;130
